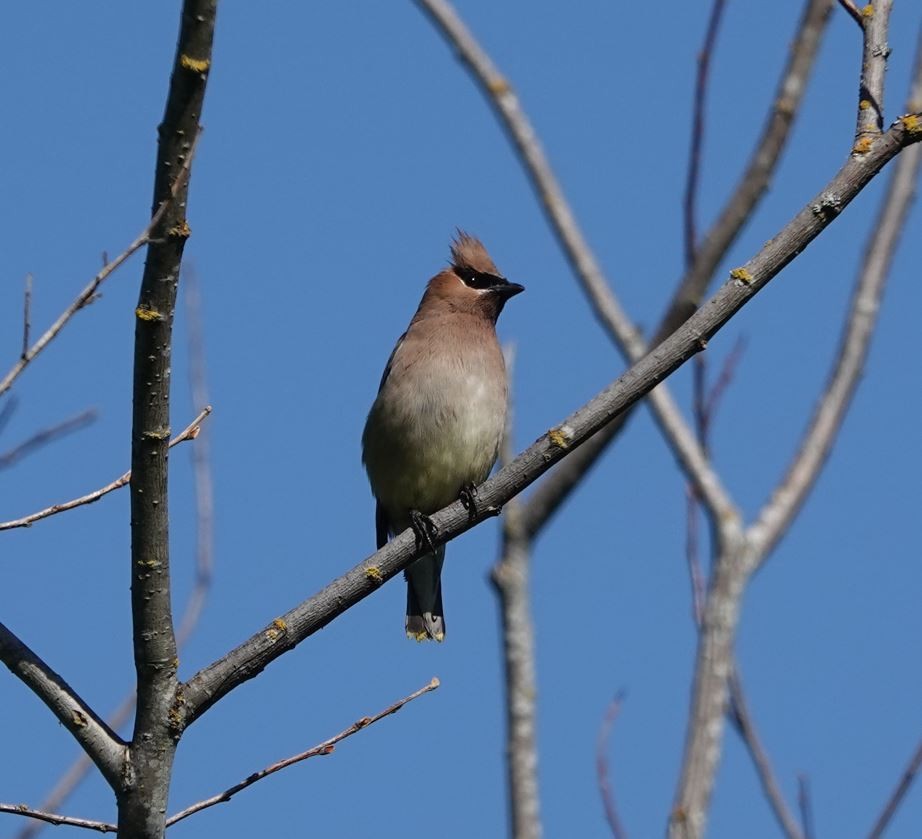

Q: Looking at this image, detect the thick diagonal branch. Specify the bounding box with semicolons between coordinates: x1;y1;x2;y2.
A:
0;624;125;789
180;116;918;727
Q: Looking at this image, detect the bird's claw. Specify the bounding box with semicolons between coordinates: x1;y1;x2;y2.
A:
459;482;479;521
409;510;439;554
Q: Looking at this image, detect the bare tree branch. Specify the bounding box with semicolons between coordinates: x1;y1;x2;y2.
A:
505;0;830;536
670;29;922;837
0;804;116;834
492;510;541;839
749;37;922;562
176;267;214;646
165;678;440;829
12;695;135;839
0;132;200;401
0;623;125;789
700;338;746;430
688;342;738;593
657;0;834;342
798;775;816;839
0;407;211;532
684;0;728;265
684;483;706;625
491;347;542;839
11;272;218;839
416;0;738;536
684;339;746;623
596;692;628;839
179;114;920;729
837;0;865;28
0;396;16;436
118;3;217;836
727;669;805;839
682;344;803;839
0;408;96;471
852;0;892;144
868;736;922;839
681;0;736;620
22;274;32;361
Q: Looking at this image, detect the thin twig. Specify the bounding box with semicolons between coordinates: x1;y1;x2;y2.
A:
798;775;815;839
657;0;834;342
685;338;745;624
681;0;729;610
727;670;805;839
596;692;628;839
0;407;211;531
701;337;746;427
0;130;200;400
22;274;32;361
0;408;96;471
176;267;214;646
684;486;706;625
868;737;922;839
165;678;440;828
0;397;17;436
684;0;728;266
853;0;892;143
837;0;864;27
692;355;708;444
12;695;135;839
684;358;709;627
0;804;115;834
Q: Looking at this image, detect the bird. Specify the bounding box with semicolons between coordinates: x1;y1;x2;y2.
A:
362;232;524;641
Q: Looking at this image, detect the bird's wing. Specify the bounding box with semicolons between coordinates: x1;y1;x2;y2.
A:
370;331;406;550
375;500;390;550
376;331;406;393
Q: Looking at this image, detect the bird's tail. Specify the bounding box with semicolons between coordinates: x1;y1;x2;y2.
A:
405;546;446;642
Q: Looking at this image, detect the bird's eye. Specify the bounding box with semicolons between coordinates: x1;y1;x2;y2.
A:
459;268;505;290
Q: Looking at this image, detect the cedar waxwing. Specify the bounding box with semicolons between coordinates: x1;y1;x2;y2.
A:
362;232;524;641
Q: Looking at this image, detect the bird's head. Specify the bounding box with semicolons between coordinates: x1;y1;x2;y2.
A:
420;231;524;322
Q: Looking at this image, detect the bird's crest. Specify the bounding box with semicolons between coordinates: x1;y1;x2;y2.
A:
450;230;500;277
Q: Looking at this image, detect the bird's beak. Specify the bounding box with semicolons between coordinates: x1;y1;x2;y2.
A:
494;281;525;299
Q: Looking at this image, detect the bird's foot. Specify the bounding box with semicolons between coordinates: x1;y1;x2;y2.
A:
459;482;479;522
409;509;439;554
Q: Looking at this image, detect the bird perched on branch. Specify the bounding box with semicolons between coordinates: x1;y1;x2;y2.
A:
362;232;524;641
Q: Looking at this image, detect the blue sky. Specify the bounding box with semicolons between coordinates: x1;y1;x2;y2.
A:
1;3;921;838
